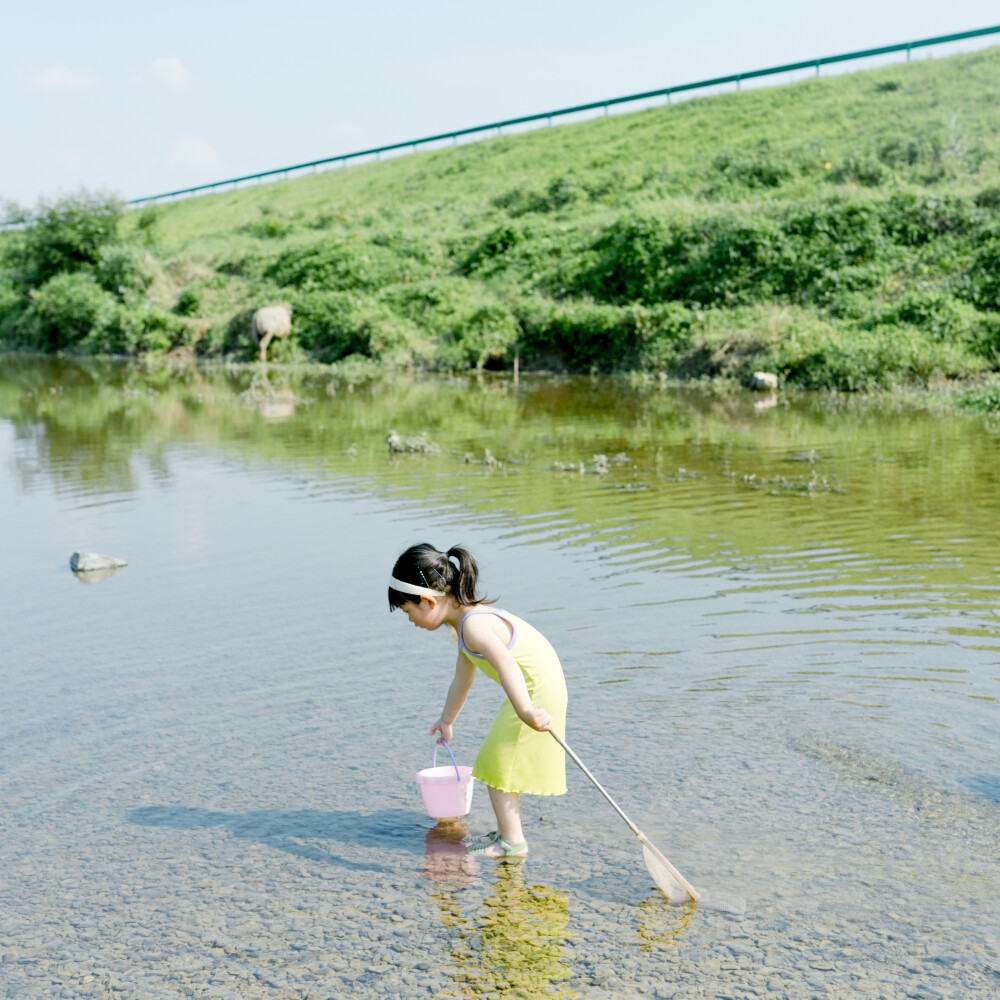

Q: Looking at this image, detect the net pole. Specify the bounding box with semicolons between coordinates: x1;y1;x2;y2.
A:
549;730;639;834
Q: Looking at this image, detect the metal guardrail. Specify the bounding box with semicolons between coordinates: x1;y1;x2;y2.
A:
91;24;1000;205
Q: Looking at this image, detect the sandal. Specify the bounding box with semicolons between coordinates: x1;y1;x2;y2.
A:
468;836;528;859
464;830;500;846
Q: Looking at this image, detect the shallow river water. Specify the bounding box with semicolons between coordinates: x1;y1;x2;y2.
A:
1;359;998;999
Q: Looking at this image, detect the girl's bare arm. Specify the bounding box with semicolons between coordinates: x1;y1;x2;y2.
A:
461;615;553;732
430;650;477;743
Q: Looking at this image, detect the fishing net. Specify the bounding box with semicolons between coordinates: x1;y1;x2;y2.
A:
639;832;746;915
639;833;697;901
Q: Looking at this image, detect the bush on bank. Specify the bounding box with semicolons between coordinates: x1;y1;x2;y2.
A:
3;47;1000;391
0;192;190;354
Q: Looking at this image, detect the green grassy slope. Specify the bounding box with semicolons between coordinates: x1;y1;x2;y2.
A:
4;46;1000;388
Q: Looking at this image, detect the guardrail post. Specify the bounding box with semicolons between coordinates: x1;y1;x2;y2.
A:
815;60;820;77
736;75;742;91
906;44;912;61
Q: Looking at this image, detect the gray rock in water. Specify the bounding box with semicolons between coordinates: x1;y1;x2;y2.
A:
70;551;127;573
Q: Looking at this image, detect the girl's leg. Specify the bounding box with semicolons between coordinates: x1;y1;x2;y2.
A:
481;786;527;856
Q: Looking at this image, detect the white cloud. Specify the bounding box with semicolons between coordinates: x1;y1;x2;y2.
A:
146;57;190;93
166;134;224;176
29;65;98;94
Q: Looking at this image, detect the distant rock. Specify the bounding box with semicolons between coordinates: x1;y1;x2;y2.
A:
751;371;779;391
70;551;127;578
385;430;440;454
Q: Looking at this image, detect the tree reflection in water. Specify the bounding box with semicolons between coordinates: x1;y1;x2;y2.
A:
422;822;575;998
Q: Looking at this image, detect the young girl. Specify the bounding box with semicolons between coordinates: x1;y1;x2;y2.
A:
389;543;567;859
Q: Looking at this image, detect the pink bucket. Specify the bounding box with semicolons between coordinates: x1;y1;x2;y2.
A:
416;740;475;820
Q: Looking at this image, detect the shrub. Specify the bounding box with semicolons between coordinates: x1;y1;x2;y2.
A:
23;272;118;350
83;306;188;355
866;291;970;341
878;191;977;245
762;322;982;390
242;216;294;239
577;215;677;304
264;238;425;292
578;198;907;312
968;312;1000;364
14;191;121;287
460;221;533;275
959;377;1000;412
0;273;24;343
438;300;519;369
828;156;885;187
94;244;155;300
292;290;427;364
516;298;694;373
974;187;1000;210
492;176;584;217
135;205;160;244
963;227;1000;310
173;285;203;316
710;145;792;190
580;212;790;307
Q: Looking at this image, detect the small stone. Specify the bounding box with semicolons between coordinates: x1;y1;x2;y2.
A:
69;551;127;582
70;551;127;572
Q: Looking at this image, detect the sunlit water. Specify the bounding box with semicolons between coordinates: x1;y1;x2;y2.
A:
1;359;998;999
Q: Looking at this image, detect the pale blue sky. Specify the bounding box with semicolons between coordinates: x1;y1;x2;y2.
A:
4;1;999;206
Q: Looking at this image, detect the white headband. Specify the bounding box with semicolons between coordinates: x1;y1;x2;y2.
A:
390;576;445;599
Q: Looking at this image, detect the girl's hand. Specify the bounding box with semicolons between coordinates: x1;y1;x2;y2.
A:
522;707;553;732
430;718;453;744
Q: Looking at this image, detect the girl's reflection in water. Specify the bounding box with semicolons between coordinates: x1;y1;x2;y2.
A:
423;822;575;998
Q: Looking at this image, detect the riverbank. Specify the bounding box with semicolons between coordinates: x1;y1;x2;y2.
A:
2;46;1000;392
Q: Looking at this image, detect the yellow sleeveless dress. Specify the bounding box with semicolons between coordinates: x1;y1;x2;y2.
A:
459;609;567;796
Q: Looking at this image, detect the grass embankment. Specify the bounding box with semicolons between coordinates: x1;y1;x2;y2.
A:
3;47;1000;395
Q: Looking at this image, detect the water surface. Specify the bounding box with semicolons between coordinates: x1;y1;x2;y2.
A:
1;359;998;998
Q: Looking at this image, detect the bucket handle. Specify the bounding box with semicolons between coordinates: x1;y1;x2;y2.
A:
433;739;462;782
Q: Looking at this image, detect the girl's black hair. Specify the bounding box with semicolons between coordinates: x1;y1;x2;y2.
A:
388;543;490;610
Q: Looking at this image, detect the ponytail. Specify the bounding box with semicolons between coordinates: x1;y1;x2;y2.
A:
446;546;480;605
388;543;492;610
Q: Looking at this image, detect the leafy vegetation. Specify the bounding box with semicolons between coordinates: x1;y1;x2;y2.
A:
4;46;1000;390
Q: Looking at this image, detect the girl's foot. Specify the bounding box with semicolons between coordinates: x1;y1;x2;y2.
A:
464;830;500;846
468;836;528;859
